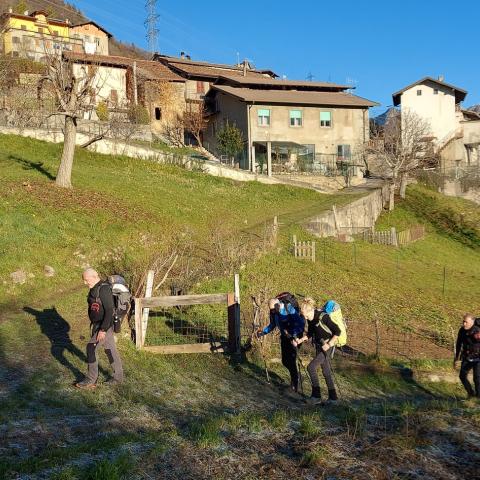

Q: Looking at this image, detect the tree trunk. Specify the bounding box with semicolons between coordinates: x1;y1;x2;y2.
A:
56;116;77;188
389;182;395;211
399;173;408;199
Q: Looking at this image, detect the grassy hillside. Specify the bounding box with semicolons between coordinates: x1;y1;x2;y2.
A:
0;134;352;308
1;135;480;479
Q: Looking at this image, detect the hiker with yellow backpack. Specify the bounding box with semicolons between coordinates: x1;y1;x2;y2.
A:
295;298;347;404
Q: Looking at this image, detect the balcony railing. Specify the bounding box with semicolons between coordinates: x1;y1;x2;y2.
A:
6;28;84;57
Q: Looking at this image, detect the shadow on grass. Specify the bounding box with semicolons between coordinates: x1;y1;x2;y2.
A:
24;306;108;382
8;155;55;180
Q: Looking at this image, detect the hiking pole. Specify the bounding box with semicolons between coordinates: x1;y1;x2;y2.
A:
251;296;270;383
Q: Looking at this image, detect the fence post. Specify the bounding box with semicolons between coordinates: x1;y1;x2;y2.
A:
391;227;398;247
293;235;297;257
353;242;357;266
312;241;316;263
272;216;279;247
228;274;241;356
142;270;155;345
442;266;447;296
374;316;381;359
134;298;142;349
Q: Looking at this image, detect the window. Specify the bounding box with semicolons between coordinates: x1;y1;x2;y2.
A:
110;89;118;105
38;27;44;34
95;37;100;46
21;25;27;30
289;110;302;127
52;31;58;37
337;144;351;160
196;81;205;94
155;107;162;120
12;36;20;44
417;89;422;96
320;111;332;127
257;108;270;126
433;88;439;95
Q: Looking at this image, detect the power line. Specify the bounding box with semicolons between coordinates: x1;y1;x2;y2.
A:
145;0;160;54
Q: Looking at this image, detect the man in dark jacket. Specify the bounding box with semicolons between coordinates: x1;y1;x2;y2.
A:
75;268;124;389
257;298;305;393
454;313;480;398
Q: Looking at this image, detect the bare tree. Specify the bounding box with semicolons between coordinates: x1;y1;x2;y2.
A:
38;52;102;188
366;109;437;210
162;113;185;147
184;103;208;147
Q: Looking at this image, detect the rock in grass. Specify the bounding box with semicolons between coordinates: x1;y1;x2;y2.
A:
10;270;27;284
44;265;55;277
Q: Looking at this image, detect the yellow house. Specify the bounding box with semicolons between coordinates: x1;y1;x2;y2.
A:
0;9;82;60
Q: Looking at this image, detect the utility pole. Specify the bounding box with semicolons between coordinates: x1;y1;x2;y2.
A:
145;0;160;55
306;71;314;81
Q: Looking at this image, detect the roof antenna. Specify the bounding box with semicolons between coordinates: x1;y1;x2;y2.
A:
306;72;314;81
236;52;240;67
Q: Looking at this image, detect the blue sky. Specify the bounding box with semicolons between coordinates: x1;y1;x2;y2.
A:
77;0;480;116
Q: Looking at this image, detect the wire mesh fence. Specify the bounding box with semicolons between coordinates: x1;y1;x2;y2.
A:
144;304;229;347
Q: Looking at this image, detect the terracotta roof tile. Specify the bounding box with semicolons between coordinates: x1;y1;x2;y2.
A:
63;52;185;82
212;85;379;107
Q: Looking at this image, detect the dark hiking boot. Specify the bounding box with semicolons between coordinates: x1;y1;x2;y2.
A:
75;379;96;390
327;389;338;401
306;386;323;405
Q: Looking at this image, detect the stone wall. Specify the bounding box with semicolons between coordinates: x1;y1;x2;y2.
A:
305;182;390;237
0;125;283;186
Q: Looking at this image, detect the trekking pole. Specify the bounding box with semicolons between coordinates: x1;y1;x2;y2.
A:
251;296;270;383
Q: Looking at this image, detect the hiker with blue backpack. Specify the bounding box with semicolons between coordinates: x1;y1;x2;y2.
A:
296;298;346;403
256;293;305;393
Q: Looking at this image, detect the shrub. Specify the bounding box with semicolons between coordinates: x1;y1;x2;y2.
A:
128;104;150;125
95;101;109;122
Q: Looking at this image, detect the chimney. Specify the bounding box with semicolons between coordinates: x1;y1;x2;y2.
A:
186;54;191;60
8;7;12;13
242;60;247;77
180;51;185;59
438;75;445;82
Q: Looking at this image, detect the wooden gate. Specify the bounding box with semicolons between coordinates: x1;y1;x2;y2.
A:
134;274;241;355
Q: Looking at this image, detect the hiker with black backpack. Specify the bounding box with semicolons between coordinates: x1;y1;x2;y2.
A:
454;313;480;399
75;268;124;389
296;298;344;404
256;293;305;394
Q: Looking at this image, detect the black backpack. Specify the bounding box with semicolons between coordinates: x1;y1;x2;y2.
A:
275;292;299;312
108;275;132;333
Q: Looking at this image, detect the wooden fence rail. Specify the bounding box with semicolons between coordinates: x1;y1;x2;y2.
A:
293;235;316;262
134;274;241;355
364;225;425;248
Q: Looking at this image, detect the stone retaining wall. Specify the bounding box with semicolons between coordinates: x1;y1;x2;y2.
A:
305;182;390;237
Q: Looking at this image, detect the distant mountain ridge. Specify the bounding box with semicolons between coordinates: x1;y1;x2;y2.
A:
468;105;480;114
0;0;149;59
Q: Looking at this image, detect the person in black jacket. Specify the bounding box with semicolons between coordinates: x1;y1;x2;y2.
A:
296;298;340;403
454;313;480;398
75;268;124;389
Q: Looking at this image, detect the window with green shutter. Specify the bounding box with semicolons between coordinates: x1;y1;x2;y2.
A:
258;108;270;126
320;111;332;127
289;110;302;127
